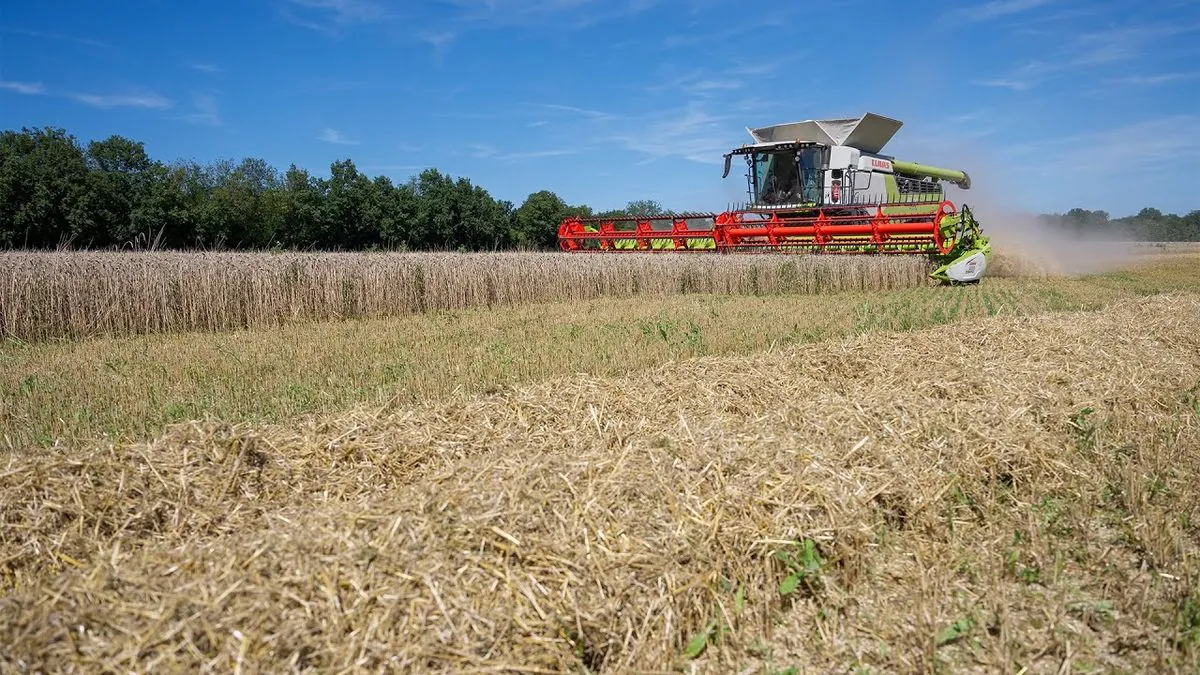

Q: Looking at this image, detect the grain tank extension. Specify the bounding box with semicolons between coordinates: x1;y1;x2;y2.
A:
556;113;991;284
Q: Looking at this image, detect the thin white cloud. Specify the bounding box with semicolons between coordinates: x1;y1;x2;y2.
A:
297;79;374;94
949;0;1058;22
281;0;396;31
466;143;497;158
0;80;46;95
1109;71;1200;86
444;0;654;19
319;128;360;145
661;32;708;49
70;90;173;109
429;0;661;34
658;11;808;51
188;62;223;74
1077;116;1200;169
1069;22;1200;66
0;27;111;49
420;31;456;55
177;92;222;126
970;78;1033;91
888;110;1006;155
293;0;391;21
522;102;613;120
724;62;778;77
1003;4;1110;32
606;101;737;165
461;142;581;162
392;0;670;59
1;80;178;110
361;164;435;175
499;148;580;161
971;21;1200;91
641;56;802;99
1007;115;1200;175
686;78;742;93
644;70;744;96
515;97;742;167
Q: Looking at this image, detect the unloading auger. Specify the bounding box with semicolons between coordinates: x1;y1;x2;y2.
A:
556;112;991;284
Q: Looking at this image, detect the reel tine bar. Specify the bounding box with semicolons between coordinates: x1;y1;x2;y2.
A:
557;214;718;252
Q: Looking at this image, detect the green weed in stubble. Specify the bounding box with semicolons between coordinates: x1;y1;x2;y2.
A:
1176;592;1200;652
1068;406;1098;452
682;575;751;661
935;615;976;647
18;375;38;397
488;341;515;377
1185;380;1200;417
774;538;824;598
1067;600;1116;631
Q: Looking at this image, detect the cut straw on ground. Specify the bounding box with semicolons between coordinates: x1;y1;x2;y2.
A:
3;293;1199;672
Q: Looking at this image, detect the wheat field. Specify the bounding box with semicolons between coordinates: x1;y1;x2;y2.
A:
0;251;931;341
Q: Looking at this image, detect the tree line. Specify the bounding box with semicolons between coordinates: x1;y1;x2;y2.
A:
0;126;660;251
1;126;1197;250
1035;208;1200;242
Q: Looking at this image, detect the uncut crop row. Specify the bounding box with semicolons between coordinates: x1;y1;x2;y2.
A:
0;251;931;340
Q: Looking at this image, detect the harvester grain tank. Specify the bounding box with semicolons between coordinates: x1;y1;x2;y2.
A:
556;113;991;284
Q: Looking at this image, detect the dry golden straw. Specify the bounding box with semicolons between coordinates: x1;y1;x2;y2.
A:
2;294;1198;672
0;251;931;341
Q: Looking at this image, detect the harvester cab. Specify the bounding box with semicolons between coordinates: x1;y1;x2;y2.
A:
723;113;970;210
558;112;991;284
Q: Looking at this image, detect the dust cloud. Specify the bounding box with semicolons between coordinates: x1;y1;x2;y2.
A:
952;189;1145;278
931;144;1147;278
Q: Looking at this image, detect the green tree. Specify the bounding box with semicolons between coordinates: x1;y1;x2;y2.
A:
84;135;154;246
322;159;379;249
195;158;282;248
1182;210;1200;241
0;127;94;248
409;169;457;249
452;178;504;250
623;199;670;217
279;165;324;248
374;178;417;249
128;161;200;249
512;190;592;249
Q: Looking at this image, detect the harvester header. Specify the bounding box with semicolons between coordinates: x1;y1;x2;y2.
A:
557;112;991;284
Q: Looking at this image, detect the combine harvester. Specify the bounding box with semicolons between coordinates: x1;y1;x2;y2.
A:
556;113;991;284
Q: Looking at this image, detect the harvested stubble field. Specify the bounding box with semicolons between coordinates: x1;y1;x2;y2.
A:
0;251;928;341
2;251;1200;673
2;292;1199;673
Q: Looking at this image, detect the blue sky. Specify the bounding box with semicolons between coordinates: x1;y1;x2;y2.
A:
1;0;1198;217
